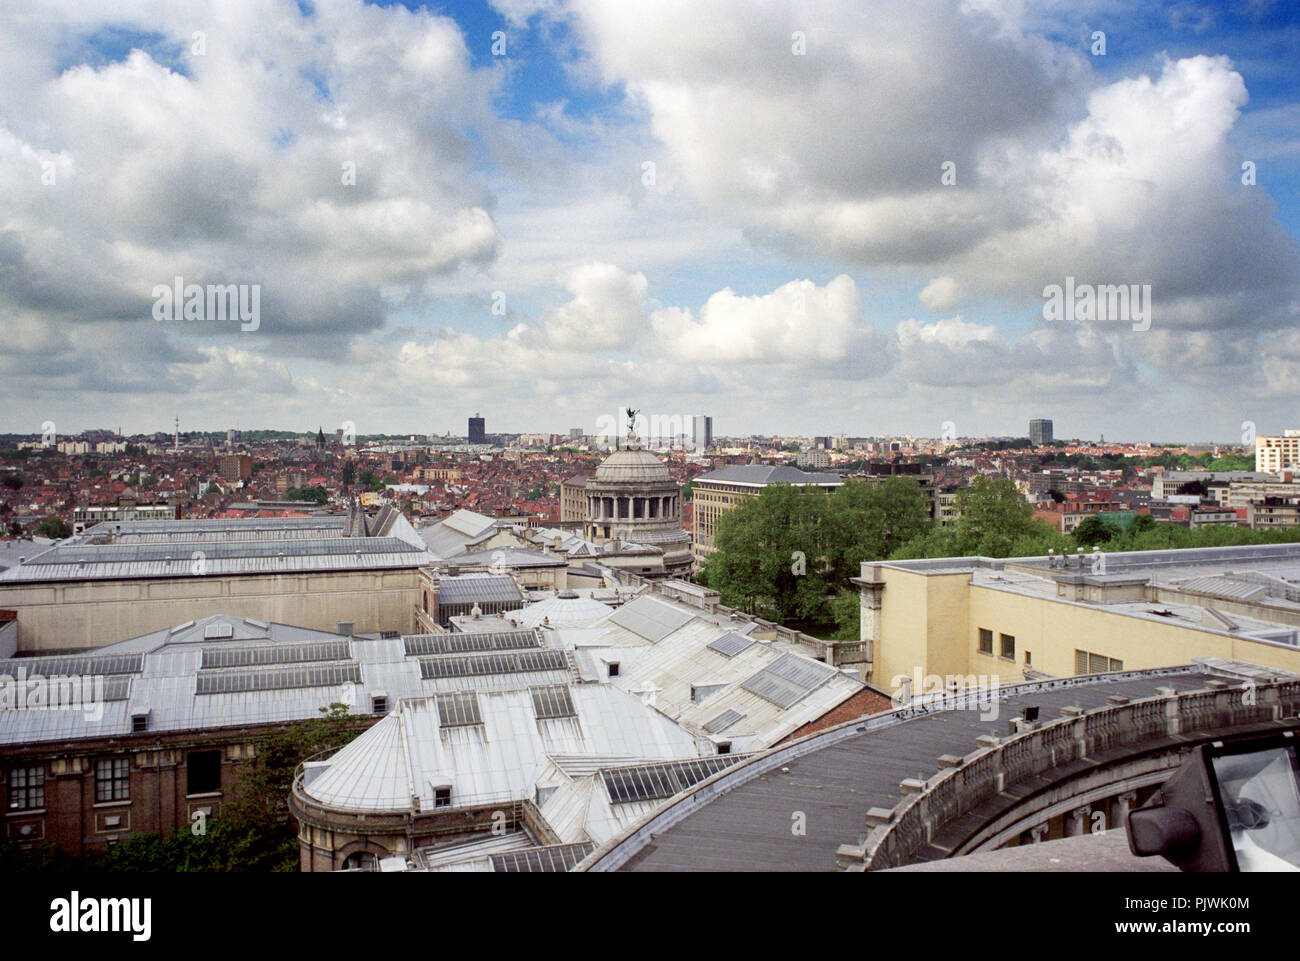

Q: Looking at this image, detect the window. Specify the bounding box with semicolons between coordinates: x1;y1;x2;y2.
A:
717;742;732;755
433;787;451;809
1075;649;1124;675
978;629;993;655
1000;633;1015;660
186;750;222;795
371;695;389;715
1024;650;1032;666
8;766;44;811
607;662;620;678
95;758;130;803
131;713;148;733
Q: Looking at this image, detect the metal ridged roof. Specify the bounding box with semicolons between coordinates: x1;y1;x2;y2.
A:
491;842;596;872
740;653;837;709
436;575;523;606
530;685;577;719
403;631;541;656
418;650;569;680
707;632;755;658
0;653;144;676
200;640;352;669
702;708;745;734
600;755;748;804
606;595;696;643
436;692;484;728
195;662;362;694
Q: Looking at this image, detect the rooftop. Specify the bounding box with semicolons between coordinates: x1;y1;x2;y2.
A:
582;665;1278;872
695;465;842;487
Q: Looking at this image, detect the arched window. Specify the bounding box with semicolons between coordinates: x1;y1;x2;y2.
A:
341;851;379;872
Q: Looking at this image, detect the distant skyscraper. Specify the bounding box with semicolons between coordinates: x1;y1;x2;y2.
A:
692;415;713;450
1030;419;1054;447
468;414;486;444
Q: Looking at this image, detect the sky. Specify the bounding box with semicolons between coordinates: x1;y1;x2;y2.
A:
0;0;1298;442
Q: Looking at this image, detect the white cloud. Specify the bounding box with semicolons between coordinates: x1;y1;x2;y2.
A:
544;262;649;350
651;275;861;364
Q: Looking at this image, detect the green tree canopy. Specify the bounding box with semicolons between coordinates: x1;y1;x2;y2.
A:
824;476;931;583
1072;515;1121;546
952;476;1038;556
34;517;71;539
705;484;831;623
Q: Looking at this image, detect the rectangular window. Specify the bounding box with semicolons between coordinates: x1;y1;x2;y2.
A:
1075;649;1089;675
371;695;388;715
433;787;451;809
1000;633;1015;659
607;662;620;678
95;758;130;804
978;628;993;655
1109;657;1124;672
1088;652;1110;674
1024;650;1032;666
7;766;45;811
186;750;222;795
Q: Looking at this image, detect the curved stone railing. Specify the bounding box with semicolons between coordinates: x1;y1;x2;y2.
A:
576;664;1207;872
850;678;1300;871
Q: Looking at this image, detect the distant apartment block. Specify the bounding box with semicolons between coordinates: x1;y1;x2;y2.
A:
217;453;252;483
796;448;830;468
468;414;486;445
559;472;592;523
1256;430;1300;474
1152;470;1275;504
1029;419;1053;447
1247;496;1300;530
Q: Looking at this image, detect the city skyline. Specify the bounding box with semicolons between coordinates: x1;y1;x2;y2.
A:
1;1;1298;440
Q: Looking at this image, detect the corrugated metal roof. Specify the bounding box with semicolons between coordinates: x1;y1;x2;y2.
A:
436;574;523;606
605;595;696;643
403;631;541;656
303;686;701;813
0;536;435;582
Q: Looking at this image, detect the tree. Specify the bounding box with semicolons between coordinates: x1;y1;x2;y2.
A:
284;486;328;505
1072;515;1120;546
706;484;831;624
824;476;931;584
1129;513;1158;535
341;461;356;488
5;521;22;538
33;517;71;539
830;588;861;642
952;477;1037;556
